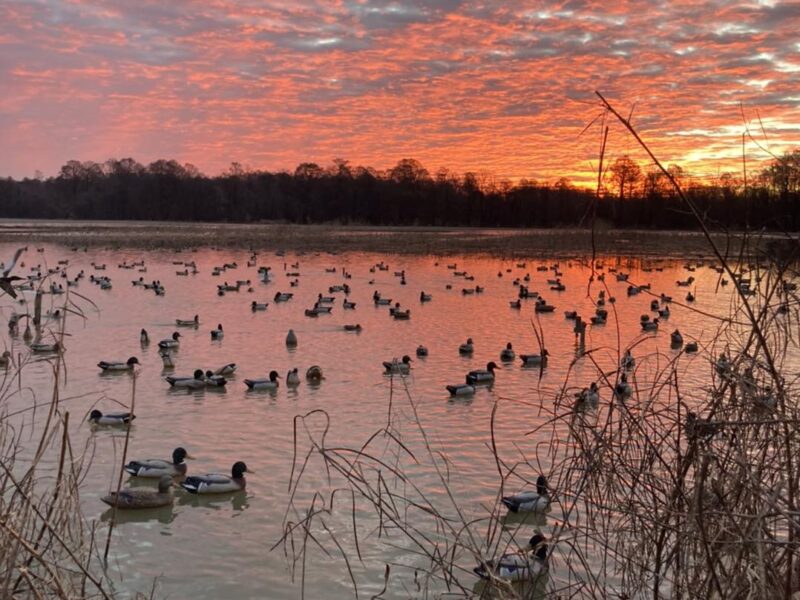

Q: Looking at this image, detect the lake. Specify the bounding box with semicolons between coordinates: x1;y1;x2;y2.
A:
1;227;790;599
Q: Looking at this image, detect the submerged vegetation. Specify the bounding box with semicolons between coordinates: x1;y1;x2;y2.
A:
1;151;799;230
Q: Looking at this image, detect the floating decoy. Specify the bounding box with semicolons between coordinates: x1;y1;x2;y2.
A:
31;341;61;353
502;475;550;512
244;370;280;390
274;292;293;302
416;345;428;357
620;350;635;370
306;365;323;383
564;310;578;319
686;292;695;302
509;299;521;309
641;318;659;332
140;328;149;345
458;338;474;355
446;382;476;396
343;300;356;309
500;342;515;362
98;356;139;372
715;353;731;375
658;305;670;318
393;309;411;319
576;382;600;409
214;363;237;376
286;368;300;386
614;373;633;398
210;324;224;340
125;447;193;478
0;350;12;367
166;369;206;389
251;301;268;311
160;350;175;369
670;329;683;346
88;409;135;426
520;349;548;367
176;315;199;327
286;329;298;347
383;355;412;374
420;292;432;302
685;341;698;353
180;462;251;494
203;370;227;387
473;541;548;582
158;332;181;349
467;361;498;384
101;475;174;509
344;324;362;331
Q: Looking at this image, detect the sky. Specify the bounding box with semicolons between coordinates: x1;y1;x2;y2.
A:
1;0;799;185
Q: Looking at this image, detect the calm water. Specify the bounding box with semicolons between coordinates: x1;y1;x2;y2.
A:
1;242;763;598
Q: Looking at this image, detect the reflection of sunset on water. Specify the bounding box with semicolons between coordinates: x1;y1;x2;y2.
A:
3;240;781;598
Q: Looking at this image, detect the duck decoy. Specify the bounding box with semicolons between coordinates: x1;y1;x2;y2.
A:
31;341;62;354
158;332;181;349
101;475;174;509
0;350;12;368
620;350;635;370
502;475;550;512
343;300;356;309
575;382;600;409
500;342;515;362
306;365;323;383
166;369;206;388
614;374;633;399
125;447;193;478
641;318;659;332
467;361;498;384
458;338;474;355
670;329;683;346
88;409;135;426
214;363;237;376
286;368;300;386
520;350;548;367
685;341;698;353
180;461;251;494
160;350;175;369
203;370;227;387
473;540;548;581
343;324;362;331
383;355;412;374
286;329;298;347
416;345;428;357
98;356;139;372
252;301;269;311
446;383;476;396
140;328;150;345
244;370;280;390
176;315;199;327
210;324;224;340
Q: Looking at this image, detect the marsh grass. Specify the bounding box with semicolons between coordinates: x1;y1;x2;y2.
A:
277;100;800;599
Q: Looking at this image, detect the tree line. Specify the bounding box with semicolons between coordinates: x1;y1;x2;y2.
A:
0;153;798;230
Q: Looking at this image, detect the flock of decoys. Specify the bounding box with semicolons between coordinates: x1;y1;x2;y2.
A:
3;245;793;583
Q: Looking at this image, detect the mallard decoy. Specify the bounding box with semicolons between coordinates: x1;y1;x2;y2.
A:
125;447;193;478
502;475;550;512
383;355;412;374
210;324;224;340
244;370;280;390
214;363;237;376
180;461;251;494
620;350;635;370
520;350;548;367
446;383;476;396
203;371;227;387
458;338;474;355
101;475;174;509
166;369;206;388
500;343;515;362
31;341;62;353
467;361;498;384
98;356;139;372
88;409;135;426
473;538;548;581
416;345;428;357
0;350;12;368
160;350;175;369
140;328;150;345
176;315;199;327
286;368;300;386
158;332;181;349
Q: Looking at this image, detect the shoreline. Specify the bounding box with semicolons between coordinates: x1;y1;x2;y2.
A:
0;219;790;258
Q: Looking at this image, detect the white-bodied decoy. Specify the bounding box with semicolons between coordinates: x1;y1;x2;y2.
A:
502;475;550;512
214;363;237;376
125;447;193;478
244;370;280;390
467;361;498;384
180;461;250;494
98;356;139;372
383;355;412;374
88;409;135;426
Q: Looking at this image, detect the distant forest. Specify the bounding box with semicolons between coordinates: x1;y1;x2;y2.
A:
1;152;799;229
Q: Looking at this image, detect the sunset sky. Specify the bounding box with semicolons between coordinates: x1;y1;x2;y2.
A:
2;0;799;185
